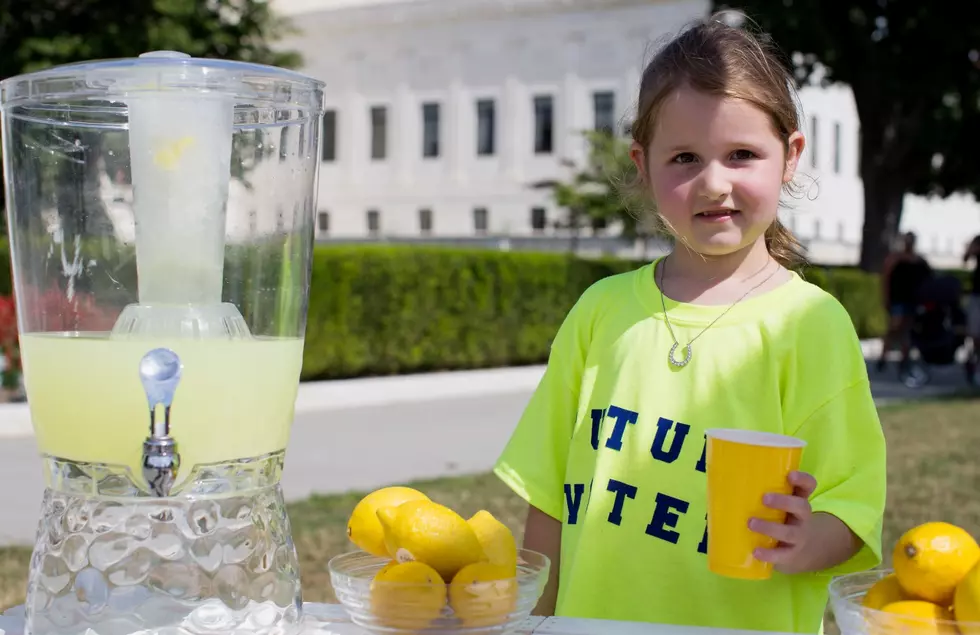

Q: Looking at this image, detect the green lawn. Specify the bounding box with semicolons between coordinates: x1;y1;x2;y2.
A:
0;396;978;632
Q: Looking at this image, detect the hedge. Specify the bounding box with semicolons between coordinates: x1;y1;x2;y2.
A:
0;239;967;380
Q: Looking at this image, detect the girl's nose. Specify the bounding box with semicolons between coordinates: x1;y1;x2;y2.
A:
698;162;733;202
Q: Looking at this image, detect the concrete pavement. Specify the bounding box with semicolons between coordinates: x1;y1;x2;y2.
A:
0;364;545;546
0;340;973;546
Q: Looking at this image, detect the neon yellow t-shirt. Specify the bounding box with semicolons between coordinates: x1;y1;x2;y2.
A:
493;259;887;634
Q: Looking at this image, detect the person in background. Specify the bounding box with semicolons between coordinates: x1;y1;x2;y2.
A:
878;232;932;374
963;235;980;382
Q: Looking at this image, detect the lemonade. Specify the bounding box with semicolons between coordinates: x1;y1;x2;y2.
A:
19;331;304;485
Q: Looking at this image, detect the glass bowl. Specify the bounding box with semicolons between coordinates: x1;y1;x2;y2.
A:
328;548;550;634
828;568;980;634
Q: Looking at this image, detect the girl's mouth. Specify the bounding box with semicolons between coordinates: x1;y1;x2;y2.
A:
695;209;739;222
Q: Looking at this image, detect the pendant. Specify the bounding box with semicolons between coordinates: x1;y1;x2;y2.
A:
668;342;692;368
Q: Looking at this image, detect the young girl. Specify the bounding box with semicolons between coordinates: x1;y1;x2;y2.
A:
493;16;887;634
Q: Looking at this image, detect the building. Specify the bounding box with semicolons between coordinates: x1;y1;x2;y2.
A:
273;0;980;268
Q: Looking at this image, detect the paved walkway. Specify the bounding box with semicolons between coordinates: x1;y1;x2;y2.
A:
0;340;971;546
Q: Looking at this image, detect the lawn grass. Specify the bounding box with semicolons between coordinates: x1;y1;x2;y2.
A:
0;396;978;631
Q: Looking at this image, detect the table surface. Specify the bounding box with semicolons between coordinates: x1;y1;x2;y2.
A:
0;602;793;635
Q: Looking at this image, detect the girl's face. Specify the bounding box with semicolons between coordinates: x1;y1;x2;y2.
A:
630;85;804;258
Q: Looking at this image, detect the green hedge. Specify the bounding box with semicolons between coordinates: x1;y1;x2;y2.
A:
0;240;966;379
302;246;638;379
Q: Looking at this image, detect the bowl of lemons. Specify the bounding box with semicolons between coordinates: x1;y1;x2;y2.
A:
328;486;551;634
829;521;980;635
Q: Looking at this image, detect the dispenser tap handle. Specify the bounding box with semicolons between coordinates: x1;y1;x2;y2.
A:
139;348;182;497
140;347;182;437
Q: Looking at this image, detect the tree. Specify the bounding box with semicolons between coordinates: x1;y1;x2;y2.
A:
711;1;980;272
0;0;302;230
533;129;661;250
0;0;299;78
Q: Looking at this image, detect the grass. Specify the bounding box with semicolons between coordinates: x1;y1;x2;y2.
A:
0;396;978;629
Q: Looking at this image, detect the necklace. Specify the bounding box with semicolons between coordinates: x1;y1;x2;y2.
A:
659;256;781;368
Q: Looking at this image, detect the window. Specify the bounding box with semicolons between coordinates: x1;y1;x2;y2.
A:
809;116;818;169
317;211;329;233
533;96;553;154
370;106;387;160
322;110;337;162
593;91;615;134
531;206;547;232
422;102;440;158
473;207;488;234
476;99;495;156
367;209;380;237
833;121;841;173
419;208;433;235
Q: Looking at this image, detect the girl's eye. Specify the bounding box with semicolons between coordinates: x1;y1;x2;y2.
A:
731;149;757;160
671;152;697;164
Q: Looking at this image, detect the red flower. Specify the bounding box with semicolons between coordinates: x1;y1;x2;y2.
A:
0;295;19;373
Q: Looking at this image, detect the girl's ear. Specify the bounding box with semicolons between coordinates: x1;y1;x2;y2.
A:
783;131;805;183
630;142;649;185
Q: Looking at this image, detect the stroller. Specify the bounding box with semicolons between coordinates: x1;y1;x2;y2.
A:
901;274;968;388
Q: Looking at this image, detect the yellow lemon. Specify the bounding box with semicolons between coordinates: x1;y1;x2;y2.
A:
863;573;911;610
374;559;398;578
376;499;487;581
347;486;430;557
449;562;518;628
871;601;955;635
954;561;980;634
153;136;196;170
893;522;980;605
467;510;518;574
370;560;447;630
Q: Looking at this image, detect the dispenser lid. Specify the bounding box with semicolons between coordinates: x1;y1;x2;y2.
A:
0;50;324;111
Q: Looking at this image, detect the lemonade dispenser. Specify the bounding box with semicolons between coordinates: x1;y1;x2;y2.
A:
0;52;323;635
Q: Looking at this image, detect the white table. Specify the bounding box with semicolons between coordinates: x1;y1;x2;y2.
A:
0;603;789;635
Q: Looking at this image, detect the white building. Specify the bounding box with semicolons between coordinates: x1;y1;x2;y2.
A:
273;0;980;268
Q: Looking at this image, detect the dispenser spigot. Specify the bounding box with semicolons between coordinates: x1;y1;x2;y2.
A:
139;348;183;496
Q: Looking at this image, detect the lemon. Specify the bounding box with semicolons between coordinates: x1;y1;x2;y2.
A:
871;601;955;635
954;561;980;634
153;136;196;170
893;522;980;605
863;573;910;610
449;562;518;628
376;499;487;581
370;560;447;630
467;510;518;574
347;486;430;557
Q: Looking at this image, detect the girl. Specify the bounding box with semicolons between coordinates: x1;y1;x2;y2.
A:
493;15;887;634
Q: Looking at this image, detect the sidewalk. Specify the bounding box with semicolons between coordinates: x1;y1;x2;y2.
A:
0;338;966;439
0;363;548;439
0;337;971;546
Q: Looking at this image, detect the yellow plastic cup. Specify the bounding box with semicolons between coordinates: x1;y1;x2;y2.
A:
705;428;806;580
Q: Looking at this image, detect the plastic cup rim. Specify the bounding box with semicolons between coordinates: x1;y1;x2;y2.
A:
704;428;806;449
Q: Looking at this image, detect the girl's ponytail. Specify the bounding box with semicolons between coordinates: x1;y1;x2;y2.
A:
765;219;808;270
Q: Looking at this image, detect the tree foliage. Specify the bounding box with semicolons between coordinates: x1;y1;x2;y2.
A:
0;0;302;230
534;129;662;245
711;1;980;271
0;0;299;78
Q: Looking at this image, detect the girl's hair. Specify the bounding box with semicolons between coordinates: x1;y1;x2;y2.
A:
630;14;808;270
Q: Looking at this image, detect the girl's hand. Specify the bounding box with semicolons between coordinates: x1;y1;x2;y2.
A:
748;470;819;574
